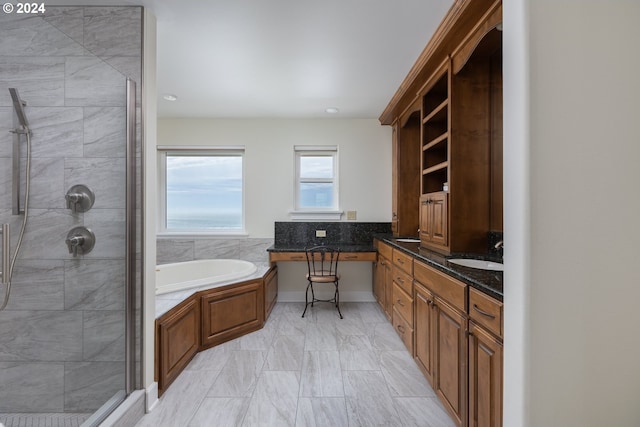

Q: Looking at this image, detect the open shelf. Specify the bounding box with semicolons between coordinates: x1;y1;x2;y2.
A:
423;99;448;125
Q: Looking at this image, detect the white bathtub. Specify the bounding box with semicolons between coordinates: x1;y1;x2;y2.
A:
156;259;258;295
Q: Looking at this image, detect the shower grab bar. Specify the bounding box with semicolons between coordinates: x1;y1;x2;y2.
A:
12;129;21;215
1;224;9;285
10;88;29;216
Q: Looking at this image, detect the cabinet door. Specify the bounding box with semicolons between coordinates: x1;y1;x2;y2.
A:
264;267;278;321
468;322;503;427
383;258;393;320
430;192;448;246
156;296;200;395
419;195;432;242
201;280;264;349
373;258;385;308
434;297;467;427
414;283;435;386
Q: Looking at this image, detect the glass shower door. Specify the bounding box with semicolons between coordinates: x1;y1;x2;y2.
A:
0;6;142;426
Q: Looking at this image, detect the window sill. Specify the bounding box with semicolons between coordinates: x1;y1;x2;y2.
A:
157;231;249;239
289;210;343;221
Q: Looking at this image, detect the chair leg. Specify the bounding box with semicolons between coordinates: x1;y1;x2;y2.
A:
335;281;343;319
302;282;311;318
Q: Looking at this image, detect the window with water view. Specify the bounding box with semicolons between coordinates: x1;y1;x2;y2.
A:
164;152;243;231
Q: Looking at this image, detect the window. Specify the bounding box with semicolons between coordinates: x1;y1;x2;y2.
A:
293;146;340;220
158;148;245;234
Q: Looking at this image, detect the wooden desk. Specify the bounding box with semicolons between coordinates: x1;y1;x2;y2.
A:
269;251;377;264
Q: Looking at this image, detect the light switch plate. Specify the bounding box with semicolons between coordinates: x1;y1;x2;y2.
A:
316;230;326;237
346;210;357;220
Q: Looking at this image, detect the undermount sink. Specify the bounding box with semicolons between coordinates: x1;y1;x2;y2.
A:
395;238;421;243
447;258;504;271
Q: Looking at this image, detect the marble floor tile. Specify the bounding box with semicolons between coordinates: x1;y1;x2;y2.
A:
185;340;239;372
337;334;373;352
295;397;348;427
380;351;436;397
135;370;219;427
370;321;406;351
339;349;381;371
345;395;402;427
263;335;305;371
343;370;391;398
299;351;344;397
238;325;277;351
304;323;338;351
135;302;453;427
187;397;250;427
207;350;265;397
393;397;457;427
242;371;299;427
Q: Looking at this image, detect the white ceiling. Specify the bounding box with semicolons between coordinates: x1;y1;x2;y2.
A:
50;0;454;119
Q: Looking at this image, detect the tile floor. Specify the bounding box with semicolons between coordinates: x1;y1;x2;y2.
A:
135;302;455;427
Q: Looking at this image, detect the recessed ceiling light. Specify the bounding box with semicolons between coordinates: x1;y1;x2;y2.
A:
325;107;339;114
162;94;178;101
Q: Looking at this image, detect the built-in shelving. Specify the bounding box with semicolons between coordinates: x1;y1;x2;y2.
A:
421;60;451;198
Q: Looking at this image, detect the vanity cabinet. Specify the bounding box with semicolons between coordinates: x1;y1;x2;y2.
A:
414;282;435;386
434;296;468;426
200;279;264;349
155;296;200;394
391;247;414;353
414;259;468;426
468;288;503;427
468;321;503;427
374;241;394;320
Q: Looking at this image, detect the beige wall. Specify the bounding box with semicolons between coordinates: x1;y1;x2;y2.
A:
157;118;392;237
504;1;640;426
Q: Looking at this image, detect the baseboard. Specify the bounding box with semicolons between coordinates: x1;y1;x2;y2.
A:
278;291;376;302
145;382;159;413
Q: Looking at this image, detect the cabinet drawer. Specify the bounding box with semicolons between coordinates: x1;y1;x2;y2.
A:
392;248;413;274
392;264;413;295
392;282;414;327
377;242;393;260
269;252;306;262
469;288;503;339
340;252;377;262
413;260;466;312
392;307;414;354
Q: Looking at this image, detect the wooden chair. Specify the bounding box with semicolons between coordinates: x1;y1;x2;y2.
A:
302;245;343;319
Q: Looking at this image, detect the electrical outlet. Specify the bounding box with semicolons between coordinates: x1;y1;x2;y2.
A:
346;210;357;220
316;230;326;238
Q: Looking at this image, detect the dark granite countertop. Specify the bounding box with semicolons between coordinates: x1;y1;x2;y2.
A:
267;244;377;252
376;235;503;301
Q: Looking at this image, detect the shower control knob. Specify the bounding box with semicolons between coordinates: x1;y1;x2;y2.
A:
65;226;96;257
65;185;95;213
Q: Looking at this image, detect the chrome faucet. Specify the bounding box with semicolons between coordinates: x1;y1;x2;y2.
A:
494;240;504;250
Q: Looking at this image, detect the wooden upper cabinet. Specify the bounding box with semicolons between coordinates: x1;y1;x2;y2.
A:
392;105;421;237
382;0;503;256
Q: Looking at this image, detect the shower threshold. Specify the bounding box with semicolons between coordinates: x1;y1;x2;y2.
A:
0;412;91;427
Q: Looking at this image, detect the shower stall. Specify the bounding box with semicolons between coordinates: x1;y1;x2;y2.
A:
0;7;143;426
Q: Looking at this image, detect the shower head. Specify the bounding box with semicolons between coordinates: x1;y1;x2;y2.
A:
9;88;29;130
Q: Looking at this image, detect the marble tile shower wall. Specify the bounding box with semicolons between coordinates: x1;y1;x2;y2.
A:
0;7;142;413
157;238;274;265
